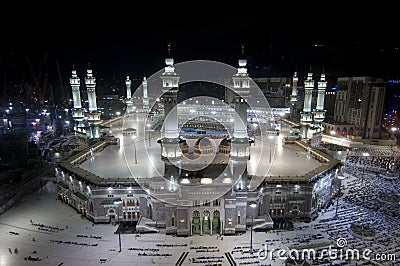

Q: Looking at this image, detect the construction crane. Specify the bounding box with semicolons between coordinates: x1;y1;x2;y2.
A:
25;53;48;104
3;67;6;108
0;56;6;107
55;58;67;107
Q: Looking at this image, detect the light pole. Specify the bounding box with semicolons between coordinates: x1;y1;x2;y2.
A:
390;127;397;143
147;123;151;147
268;135;274;163
335;175;346;216
116;112;121;130
252;123;258;145
132;135;137;164
269;143;272;163
65;120;70;134
113;200;123;252
35;118;40;130
249;201;257;254
361;152;369;205
32;122;37;134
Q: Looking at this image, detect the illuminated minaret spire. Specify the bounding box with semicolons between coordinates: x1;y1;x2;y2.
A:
291;72;298;100
313;72;327;129
71;70;82;109
70;69;84;132
125;75;132;101
86;68;97;112
143;77;148;98
161;58;179;139
85;67;101;138
316;73;326;111
125;75;134;113
232;59;250;139
290;72;298;119
230;50;253;160
303;72;313;113
142;76;149;109
157;42;185;191
158;44;183;161
300;71;314;138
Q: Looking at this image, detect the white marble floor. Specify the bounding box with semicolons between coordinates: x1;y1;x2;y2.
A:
0;178;399;265
80;116;322;179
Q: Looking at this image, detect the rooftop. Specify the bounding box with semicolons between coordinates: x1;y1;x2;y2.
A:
77;114;329;182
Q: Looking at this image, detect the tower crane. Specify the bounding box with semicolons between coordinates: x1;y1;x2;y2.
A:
25;53;48;105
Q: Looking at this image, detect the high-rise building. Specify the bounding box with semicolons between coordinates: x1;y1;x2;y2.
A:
253;77;292;109
325;77;386;140
323;84;336;122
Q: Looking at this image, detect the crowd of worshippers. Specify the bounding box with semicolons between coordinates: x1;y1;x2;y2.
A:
345;155;399;173
50;239;98;247
30;220;64;233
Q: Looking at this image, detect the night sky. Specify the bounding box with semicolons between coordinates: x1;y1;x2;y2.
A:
1;2;399;85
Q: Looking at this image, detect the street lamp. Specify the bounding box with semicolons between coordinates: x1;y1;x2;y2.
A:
31;122;37;133
252;123;258;145
361;152;369;205
147;123;151;147
132;135;137;164
268;135;274;163
249;201;257;254
65;121;70;134
390;127;397;149
113;200;123;252
335;175;346;216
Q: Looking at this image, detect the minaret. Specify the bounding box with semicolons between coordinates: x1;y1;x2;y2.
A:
125;75;134;113
290;72;298;120
142;76;149;109
300;72;314;138
230;57;252;159
159;56;182;160
125;75;132;101
313;73;327;130
85;68;101;139
70;69;84;132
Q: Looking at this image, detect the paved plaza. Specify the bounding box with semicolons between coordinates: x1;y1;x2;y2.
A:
80;117;322;179
1;174;399;265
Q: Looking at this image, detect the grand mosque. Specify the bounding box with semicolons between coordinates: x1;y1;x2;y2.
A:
55;56;340;236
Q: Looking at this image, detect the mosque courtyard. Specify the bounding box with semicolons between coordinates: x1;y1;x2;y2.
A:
0;173;398;265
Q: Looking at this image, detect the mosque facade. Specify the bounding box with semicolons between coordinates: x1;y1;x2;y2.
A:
55;57;340;236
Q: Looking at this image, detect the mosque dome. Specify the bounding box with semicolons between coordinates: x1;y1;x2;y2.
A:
194;137;215;155
179;139;189;154
218;137;231;154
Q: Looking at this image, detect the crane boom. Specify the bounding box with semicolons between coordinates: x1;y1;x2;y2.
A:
55;58;66;105
25;56;43;102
